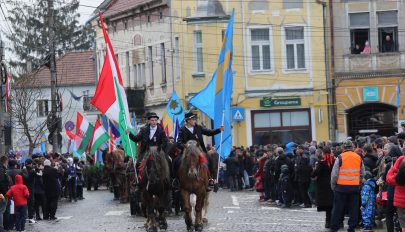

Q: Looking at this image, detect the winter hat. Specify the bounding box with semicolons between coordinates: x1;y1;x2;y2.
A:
44;159;51;167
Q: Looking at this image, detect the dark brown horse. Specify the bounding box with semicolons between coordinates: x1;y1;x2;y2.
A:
140;147;171;232
178;140;209;232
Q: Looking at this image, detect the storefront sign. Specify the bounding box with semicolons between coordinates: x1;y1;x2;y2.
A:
363;87;379;102
260;98;301;107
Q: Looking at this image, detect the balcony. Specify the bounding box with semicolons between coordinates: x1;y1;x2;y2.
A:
126;88;145;116
337;52;405;78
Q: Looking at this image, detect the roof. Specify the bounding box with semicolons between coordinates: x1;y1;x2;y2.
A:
29;50;96;88
103;0;154;19
184;0;229;23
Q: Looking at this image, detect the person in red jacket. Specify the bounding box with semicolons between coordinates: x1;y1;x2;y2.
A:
6;174;29;232
387;155;405;232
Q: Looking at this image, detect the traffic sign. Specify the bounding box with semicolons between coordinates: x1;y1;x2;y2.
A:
232;108;245;122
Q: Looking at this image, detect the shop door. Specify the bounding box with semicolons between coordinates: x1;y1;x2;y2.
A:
347;103;397;138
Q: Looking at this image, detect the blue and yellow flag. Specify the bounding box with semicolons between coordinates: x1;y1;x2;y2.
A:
190;9;235;160
166;90;185;125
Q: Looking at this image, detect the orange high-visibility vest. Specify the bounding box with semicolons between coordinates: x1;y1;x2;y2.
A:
336;151;362;186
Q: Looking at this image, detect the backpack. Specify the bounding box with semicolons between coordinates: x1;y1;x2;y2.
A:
395;159;405;186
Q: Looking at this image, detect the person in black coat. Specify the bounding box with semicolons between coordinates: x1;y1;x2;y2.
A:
176;112;223;182
312;146;335;229
362;144;378;175
0;156;11;232
224;151;240;192
294;151;312;208
22;159;36;222
33;161;47;221
42;160;61;220
128;112;168;160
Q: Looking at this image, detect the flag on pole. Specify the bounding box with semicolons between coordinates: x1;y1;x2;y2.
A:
89;120;109;154
396;81;401;107
174;118;181;142
92;11;136;158
75;112;94;154
189;10;235;160
166;91;185;125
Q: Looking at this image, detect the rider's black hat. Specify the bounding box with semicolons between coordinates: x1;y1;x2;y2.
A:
146;112;159;120
185;112;197;120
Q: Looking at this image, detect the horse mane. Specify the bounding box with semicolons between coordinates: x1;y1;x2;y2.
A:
141;147;170;180
181;140;204;170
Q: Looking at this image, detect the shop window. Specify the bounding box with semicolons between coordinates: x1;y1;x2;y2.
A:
282;111;309;126
37;100;49;117
377;11;398;53
283;0;303;9
349;12;370;54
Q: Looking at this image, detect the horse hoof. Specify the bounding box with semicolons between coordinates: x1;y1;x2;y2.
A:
159;221;168;230
147;227;158;232
202;218;208;224
195;224;203;232
187;225;194;232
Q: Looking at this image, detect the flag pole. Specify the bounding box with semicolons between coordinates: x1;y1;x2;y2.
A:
216;110;225;184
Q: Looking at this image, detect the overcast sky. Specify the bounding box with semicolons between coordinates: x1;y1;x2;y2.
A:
0;0;105;61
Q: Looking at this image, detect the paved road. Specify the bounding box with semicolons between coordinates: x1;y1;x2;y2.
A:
26;188;386;232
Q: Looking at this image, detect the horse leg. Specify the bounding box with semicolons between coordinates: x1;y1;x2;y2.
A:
181;190;193;231
143;192;157;232
194;192;206;232
202;192;209;224
157;192;168;230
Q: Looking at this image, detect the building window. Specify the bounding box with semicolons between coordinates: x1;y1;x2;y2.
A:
159;11;163;19
147;14;151;23
377;11;398;53
161;43;166;83
124;20;128;30
252;109;311;145
285;26;305;70
283;0;303;9
112;23;117;33
249;28;272;72
83;96;97;112
221;29;226;41
37;100;49;117
126;51;130;87
194;31;203;73
133;64;138;88
140;63;145;86
148;46;154;86
115;54;119;65
349;12;370;54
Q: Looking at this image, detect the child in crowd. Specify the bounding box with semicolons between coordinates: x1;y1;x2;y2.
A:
6;174;30;232
361;171;376;231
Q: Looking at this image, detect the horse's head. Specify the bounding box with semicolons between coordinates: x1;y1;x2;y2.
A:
183;140;204;179
143;147;163;186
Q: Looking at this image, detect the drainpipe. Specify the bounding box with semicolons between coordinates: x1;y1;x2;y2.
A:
317;0;336;141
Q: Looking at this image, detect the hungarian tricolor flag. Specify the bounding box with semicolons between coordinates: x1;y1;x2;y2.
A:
91;11;136;159
75;112;94;154
89;120;109;154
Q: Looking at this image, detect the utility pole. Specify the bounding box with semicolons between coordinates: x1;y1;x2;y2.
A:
47;0;60;153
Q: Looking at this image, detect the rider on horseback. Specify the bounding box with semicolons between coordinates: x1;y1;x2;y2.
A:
127;112;170;187
175;112;224;191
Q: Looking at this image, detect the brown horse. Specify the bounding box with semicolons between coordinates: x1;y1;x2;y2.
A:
140;147;171;232
102;149;128;202
178;140;209;232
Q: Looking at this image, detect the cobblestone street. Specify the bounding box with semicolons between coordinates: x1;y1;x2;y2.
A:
24;188;386;232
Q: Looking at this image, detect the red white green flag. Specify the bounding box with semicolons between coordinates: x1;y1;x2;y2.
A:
75;112;94;154
89;120;109;155
91;11;136;159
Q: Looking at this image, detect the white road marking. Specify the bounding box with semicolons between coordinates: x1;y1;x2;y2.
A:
227;210;234;214
105;210;125;216
260;206;281;210
231;195;239;206
56;216;73;220
223;206;240;209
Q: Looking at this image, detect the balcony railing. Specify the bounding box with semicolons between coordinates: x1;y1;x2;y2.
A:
341;52;405;73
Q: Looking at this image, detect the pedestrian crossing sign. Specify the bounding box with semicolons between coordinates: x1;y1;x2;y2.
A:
232;108;245;122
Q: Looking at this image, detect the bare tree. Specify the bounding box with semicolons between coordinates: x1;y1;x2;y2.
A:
10;75;47;155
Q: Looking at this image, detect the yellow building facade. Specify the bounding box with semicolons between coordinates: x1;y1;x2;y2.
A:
172;0;330;146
